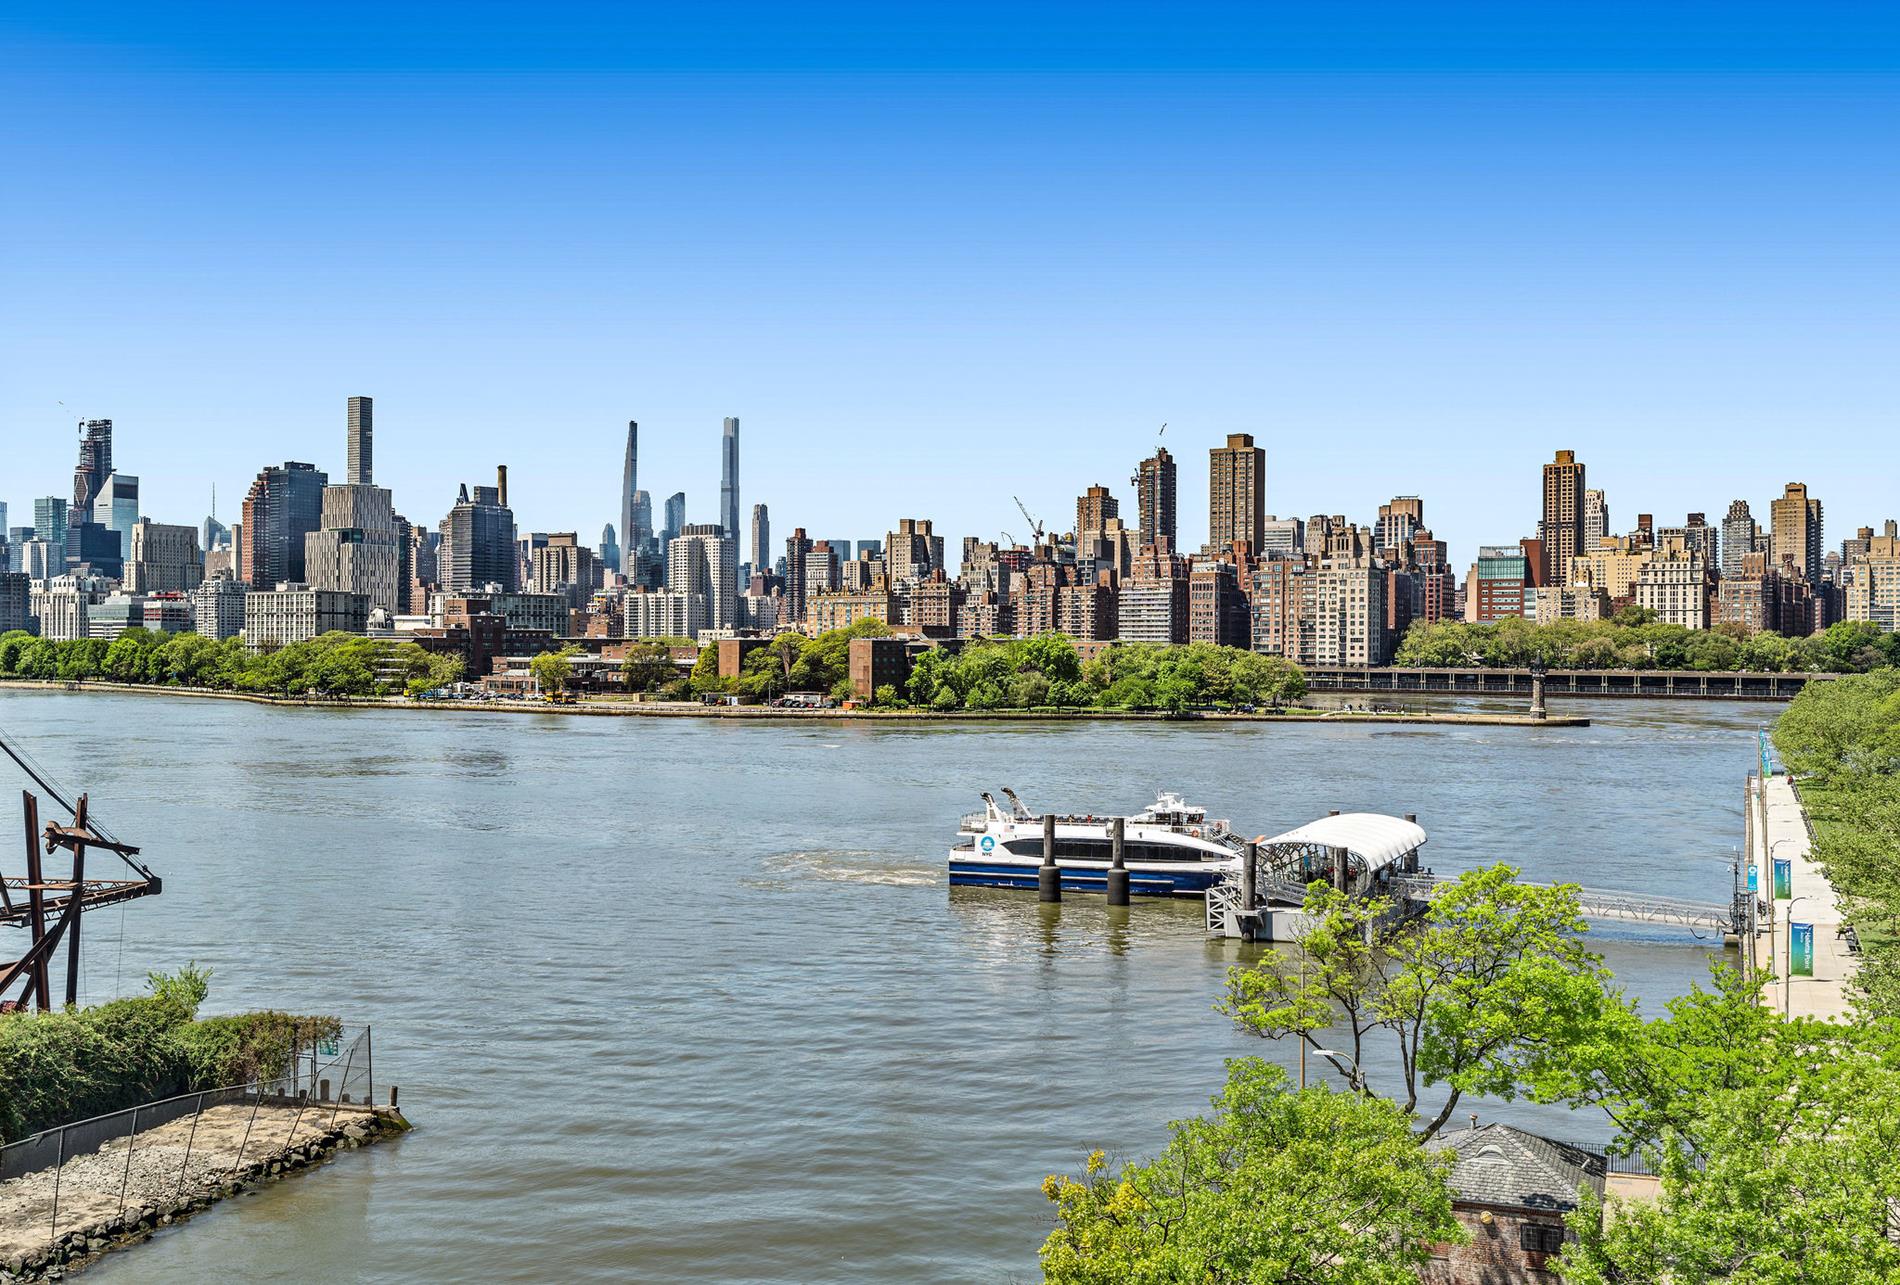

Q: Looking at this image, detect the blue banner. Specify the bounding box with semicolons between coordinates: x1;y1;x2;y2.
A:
1774;858;1792;900
1790;922;1815;978
1747;864;1758;894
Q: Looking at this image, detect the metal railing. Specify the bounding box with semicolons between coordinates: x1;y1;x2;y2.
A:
0;1027;377;1257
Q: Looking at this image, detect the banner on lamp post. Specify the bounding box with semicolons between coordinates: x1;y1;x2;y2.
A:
1790;922;1815;978
1774;859;1792;900
1747;864;1758;894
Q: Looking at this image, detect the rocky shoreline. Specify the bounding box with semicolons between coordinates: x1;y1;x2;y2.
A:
0;1106;409;1282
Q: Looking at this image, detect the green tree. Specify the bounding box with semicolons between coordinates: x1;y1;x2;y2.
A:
620;641;676;693
1224;865;1611;1138
1550;972;1900;1284
1039;1058;1462;1284
529;645;579;697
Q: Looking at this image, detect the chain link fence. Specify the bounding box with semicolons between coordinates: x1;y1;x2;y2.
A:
0;1027;377;1260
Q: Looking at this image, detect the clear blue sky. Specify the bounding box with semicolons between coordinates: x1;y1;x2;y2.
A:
3;3;1896;566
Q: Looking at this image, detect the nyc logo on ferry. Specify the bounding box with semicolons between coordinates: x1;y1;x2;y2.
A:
980;835;996;853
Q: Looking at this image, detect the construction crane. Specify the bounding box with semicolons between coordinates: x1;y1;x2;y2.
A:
1013;496;1047;546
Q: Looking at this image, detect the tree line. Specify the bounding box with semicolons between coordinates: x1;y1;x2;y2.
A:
1397;613;1900;673
666;623;1310;712
0;628;463;698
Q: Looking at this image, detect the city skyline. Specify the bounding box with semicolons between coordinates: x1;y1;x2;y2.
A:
4;8;1896;560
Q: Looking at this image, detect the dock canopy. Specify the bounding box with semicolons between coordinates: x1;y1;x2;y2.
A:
1260;813;1426;868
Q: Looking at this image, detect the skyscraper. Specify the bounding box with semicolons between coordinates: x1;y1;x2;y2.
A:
1208;433;1265;554
1132;446;1177;549
719;417;740;540
669;523;738;636
1539;450;1586;586
1075;485;1118;537
750;503;770;574
600;523;621;574
101;472;139;553
240;461;328;587
306;399;403;612
438;469;518;591
620;420;641;557
33;497;67;545
72;419;112;520
784;527;814;620
347;396;373;485
1583;489;1609;549
663;492;687;549
1375;497;1424;561
1771;482;1824;582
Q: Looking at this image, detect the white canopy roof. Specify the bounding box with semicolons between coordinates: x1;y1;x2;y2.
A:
1258;813;1427;870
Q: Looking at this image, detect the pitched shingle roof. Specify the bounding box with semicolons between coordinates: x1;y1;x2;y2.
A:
1423;1123;1607;1213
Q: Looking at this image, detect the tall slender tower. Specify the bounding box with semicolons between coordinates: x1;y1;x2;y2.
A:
1539;450;1586;585
1208;434;1264;554
1770;482;1824;582
1132;446;1177;549
347;396;373;485
719;417;740;541
620;420;639;556
750;503;770;575
72;419;113;521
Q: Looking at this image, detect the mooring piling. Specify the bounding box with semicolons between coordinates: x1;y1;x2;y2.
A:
1038;814;1061;902
1107;816;1129;906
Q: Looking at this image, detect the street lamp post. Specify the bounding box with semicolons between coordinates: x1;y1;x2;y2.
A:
1766;837;1801;1007
1313;1048;1366;1094
1785;894;1815;1019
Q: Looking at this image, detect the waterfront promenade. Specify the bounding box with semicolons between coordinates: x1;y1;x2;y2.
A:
1750;773;1859;1021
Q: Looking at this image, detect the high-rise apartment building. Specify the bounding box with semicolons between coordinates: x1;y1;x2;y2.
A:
885;518;943;587
1188;560;1251;648
126;519;204;594
1539;450;1585;586
1375;497;1424;563
1634;548;1713;629
1770;482;1824;583
1131;446;1176;549
719;417;741;540
347;396;373;486
1208;434;1265;554
240;461;327;588
190;574;248;640
438;471;518;591
1075;485;1118;537
530;533;601;608
804;541;842;600
1582;489;1609;550
750;504;770;575
784;528;814;622
1720;500;1760;581
1846;534;1900;633
1311;554;1391;666
668;524;737;636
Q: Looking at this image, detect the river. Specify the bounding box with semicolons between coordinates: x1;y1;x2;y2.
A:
0;690;1762;1282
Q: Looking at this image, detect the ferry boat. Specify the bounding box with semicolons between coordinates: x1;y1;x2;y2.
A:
948;789;1245;897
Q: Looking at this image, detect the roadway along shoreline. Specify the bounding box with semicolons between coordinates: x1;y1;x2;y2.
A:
0;680;1588;727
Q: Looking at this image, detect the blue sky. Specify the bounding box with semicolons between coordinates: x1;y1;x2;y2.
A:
3;4;1896;565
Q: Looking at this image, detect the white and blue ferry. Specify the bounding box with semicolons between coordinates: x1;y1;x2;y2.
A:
948;789;1245;897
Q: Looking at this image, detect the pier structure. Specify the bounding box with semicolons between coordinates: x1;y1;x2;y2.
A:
1207;812;1428;941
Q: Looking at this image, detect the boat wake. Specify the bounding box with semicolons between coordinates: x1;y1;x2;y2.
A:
751;849;942;889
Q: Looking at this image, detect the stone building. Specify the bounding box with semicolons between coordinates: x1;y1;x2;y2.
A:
126;519;204;594
242;583;370;652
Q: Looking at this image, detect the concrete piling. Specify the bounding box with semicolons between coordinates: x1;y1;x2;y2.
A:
1038;814;1061;903
1107;816;1130;906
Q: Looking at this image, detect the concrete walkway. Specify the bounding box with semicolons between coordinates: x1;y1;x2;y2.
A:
1749;773;1859;1021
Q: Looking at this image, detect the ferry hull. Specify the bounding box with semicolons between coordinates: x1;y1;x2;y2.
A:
947;857;1227;897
